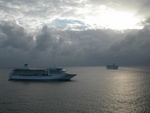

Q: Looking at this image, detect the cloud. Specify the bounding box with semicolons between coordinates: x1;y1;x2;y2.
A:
35;25;53;51
0;0;147;31
0;20;150;67
0;22;150;67
0;21;34;50
49;19;88;30
110;25;150;66
0;0;150;67
0;20;124;67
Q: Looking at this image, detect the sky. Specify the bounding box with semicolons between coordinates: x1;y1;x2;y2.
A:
0;0;150;67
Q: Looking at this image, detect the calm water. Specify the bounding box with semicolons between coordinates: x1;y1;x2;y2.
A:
0;66;150;113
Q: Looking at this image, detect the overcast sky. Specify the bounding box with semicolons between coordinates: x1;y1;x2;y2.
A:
0;0;150;67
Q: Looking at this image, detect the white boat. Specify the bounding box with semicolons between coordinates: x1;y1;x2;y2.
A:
106;63;118;69
9;64;77;81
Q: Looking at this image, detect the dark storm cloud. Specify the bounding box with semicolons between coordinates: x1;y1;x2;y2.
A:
0;15;150;66
0;20;150;67
35;25;53;51
0;21;122;67
0;21;34;50
110;25;150;66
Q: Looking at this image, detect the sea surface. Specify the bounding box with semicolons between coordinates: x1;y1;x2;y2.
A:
0;66;150;113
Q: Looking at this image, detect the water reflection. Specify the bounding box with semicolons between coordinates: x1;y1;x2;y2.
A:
106;68;150;113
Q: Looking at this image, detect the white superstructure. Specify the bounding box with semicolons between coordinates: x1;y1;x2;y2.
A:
9;64;76;80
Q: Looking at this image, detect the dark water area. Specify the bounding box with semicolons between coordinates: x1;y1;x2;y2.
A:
0;66;150;113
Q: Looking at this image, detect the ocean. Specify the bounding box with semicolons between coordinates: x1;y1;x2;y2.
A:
0;66;150;113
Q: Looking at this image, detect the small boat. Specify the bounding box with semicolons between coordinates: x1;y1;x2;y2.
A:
106;63;118;69
9;64;77;81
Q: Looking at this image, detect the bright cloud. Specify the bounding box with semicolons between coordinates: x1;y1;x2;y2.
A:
0;0;147;31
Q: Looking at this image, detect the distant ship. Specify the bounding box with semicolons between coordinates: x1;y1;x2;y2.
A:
9;64;77;81
106;63;118;69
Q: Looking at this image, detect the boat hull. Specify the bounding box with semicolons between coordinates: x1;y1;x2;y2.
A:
106;65;118;69
9;73;76;81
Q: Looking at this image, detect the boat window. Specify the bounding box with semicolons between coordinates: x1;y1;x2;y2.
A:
50;69;61;74
13;69;48;76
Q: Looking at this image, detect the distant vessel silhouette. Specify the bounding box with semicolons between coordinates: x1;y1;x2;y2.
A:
106;63;118;69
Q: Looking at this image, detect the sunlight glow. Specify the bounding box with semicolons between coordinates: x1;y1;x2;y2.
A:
84;6;143;30
100;12;142;30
